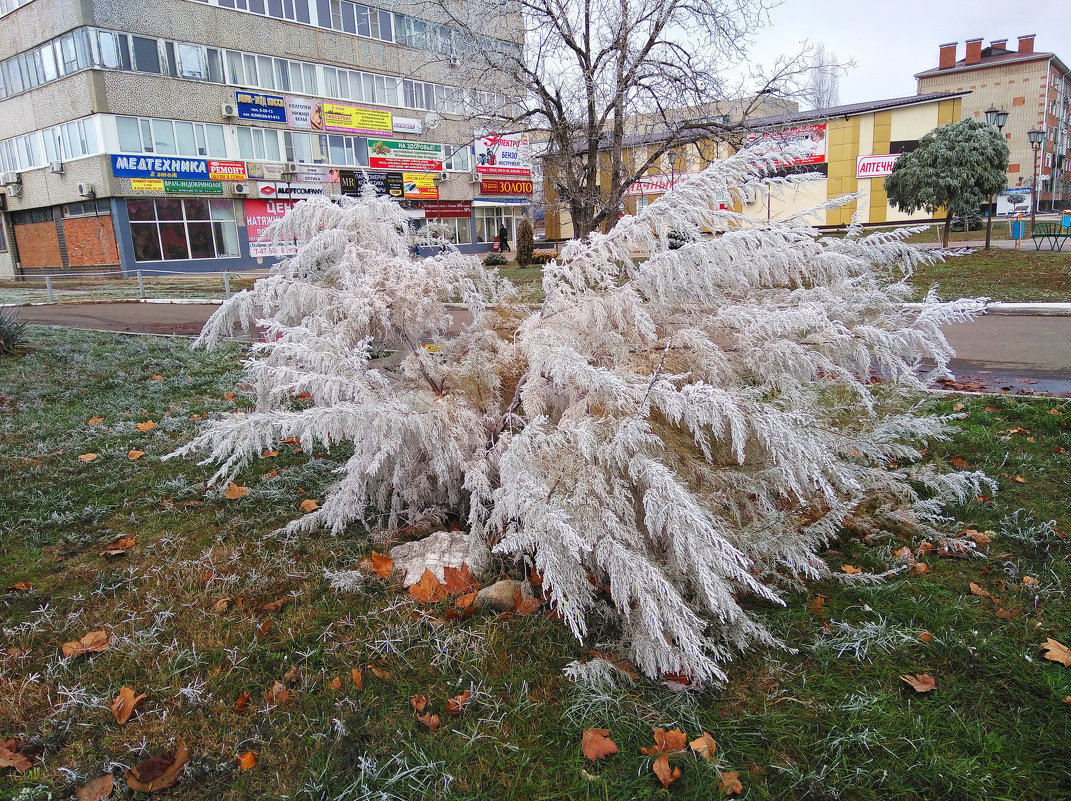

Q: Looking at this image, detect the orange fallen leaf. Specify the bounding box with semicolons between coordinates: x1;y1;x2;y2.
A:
1012;476;1026;484
445;689;471;717
300;498;319;512
202;569;214;584
720;770;744;796
411;694;428;714
62;630;112;657
6;582;33;592
365;551;394;579
949;455;970;469
281;436;300;445
919;631;934;643
235;692;250;712
256;619;272;636
917;541;935;554
328;677;341;691
75;773;114;801
261;469;278;479
641;727;688;755
257;598;288;614
900;673;936;692
841;565;862;575
108;535;136;551
911;561;930;575
151;374;164;381
409;569;446;604
296;392;312;400
513;590;541;615
212;597;231;614
0;742;31;774
967;531;992;545
237;752;256;771
223;482;248;500
442;564;479;595
111;686;146;725
264;681;291;705
135;420;156;432
125;742;189;792
652;753;681;788
1041;638;1071;667
78;453;98;462
352;668;363;689
969;582;996;602
952;402;965;411
370;665;391;680
807;596;826;615
127;449;145;460
1063;697;1071;705
224;392;235;401
417;712;440;731
283;665;300;685
261;450;278;458
1023;575;1040;587
581;728;618;762
87;416;105;426
689;731;717;760
994;607;1018;620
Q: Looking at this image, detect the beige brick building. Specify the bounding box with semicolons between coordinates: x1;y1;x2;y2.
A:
915;34;1071;212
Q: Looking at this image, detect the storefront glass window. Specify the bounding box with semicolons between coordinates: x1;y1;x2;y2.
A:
127;199;240;262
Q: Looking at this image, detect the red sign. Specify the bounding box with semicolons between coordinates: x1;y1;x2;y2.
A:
208;160;248;181
856;153;901;179
480;178;534;195
244;198;297;257
421;201;471;218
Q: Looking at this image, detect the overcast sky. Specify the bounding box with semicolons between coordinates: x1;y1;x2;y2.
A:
744;0;1071;106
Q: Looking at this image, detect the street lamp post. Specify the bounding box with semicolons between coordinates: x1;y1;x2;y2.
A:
984;105;1009;250
1028;128;1045;232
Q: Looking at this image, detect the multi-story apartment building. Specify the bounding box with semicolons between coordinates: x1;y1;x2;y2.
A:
0;0;532;277
916;34;1071;213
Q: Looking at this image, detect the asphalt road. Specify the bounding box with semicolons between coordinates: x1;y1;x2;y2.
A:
13;300;1071;395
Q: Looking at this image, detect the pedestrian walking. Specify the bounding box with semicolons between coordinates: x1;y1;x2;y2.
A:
498;224;510;253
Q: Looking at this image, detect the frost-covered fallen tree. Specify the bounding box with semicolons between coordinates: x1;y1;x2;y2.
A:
170;147;992;683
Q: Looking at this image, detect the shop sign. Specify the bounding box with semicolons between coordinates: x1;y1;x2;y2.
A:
745;123;826;166
163;179;223;195
623;172;699;195
285;96;317;129
339;169;404;198
479;178;534;195
208;160;247;181
473;197;529;205
131;178;164;191
246;161;284;180
235;90;288;123
322;102;393;135
856;154;900;179
256;181;326;199
474;131;532;176
997;187;1032;216
392;116;423;134
421;200;471;218
402;172;438;200
244;198;299;257
368;139;445;171
111;154;208;180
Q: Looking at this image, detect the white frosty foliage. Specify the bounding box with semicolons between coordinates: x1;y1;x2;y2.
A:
173;151;988;684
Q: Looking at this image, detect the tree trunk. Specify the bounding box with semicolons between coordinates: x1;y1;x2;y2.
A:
942;209;953;248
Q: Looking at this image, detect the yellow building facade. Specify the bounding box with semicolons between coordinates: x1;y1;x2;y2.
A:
544;92;966;239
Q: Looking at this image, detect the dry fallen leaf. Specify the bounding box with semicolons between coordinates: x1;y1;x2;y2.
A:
445;689;471;717
235;692;251;712
283;665;300;685
151;374;164;381
360;551;394;579
87;416;105;426
223;482;248;500
299;498;319;512
900;673;937;692
62;630;112;658
111;686;146;725
352;667;364;689
581;728;618;762
442;565;480;595
689;731;717;760
126;742;190;792
6;582;33;592
969;582;997;602
720;770;744;796
237;752;256;771
75;773;114;801
652;753;681;788
952;402;965;411
370;665;391;680
224;392;235;401
78;453;98;462
127;449;145;460
911;561;931;575
919;631;934;643
1012;476;1027;484
841;565;862;575
256;619;272;636
261;469;278;480
641;727;688;755
265;681;292;705
0;742;30;774
1022;576;1040;587
807;595;826;615
212;597;231;614
411;694;428;714
135;420;156;432
328;677;342;691
257;598;288;614
1041;638;1071;667
261;450;279;458
409;569;446;605
994;607;1018;620
417;711;440;731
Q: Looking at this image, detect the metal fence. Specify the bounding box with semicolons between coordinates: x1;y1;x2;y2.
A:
0;268;267;306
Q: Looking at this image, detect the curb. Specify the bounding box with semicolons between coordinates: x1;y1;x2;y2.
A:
902;302;1071;317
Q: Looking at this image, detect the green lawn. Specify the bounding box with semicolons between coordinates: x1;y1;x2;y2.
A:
907;249;1071;303
1;326;1070;800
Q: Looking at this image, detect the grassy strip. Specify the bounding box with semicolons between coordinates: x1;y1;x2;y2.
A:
1;327;1070;800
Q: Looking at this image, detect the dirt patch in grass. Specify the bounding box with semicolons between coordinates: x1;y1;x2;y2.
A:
2;327;1070;800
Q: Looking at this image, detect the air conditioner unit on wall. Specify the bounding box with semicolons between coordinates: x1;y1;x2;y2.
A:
232;182;250;196
49;161;63;174
77;183;95;198
221;102;238;118
439;171;449;182
0;171;19;186
284;161;298;173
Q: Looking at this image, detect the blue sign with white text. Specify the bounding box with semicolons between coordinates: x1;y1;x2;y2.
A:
235;90;288;123
111;155;209;180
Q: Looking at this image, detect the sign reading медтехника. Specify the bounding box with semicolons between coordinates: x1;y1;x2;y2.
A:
111;155;211;180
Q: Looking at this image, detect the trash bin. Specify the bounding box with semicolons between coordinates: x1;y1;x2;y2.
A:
1012;218;1025;240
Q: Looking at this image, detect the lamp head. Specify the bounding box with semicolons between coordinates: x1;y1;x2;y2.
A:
1027;128;1045;147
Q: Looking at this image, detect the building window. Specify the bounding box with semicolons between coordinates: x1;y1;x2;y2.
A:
127;198;239;262
132;36;161;73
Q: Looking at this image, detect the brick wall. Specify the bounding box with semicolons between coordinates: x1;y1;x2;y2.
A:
13;221;62;269
63;215;119;267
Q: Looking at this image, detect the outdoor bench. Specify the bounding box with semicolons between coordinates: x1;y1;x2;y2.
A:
1031;222;1071;251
